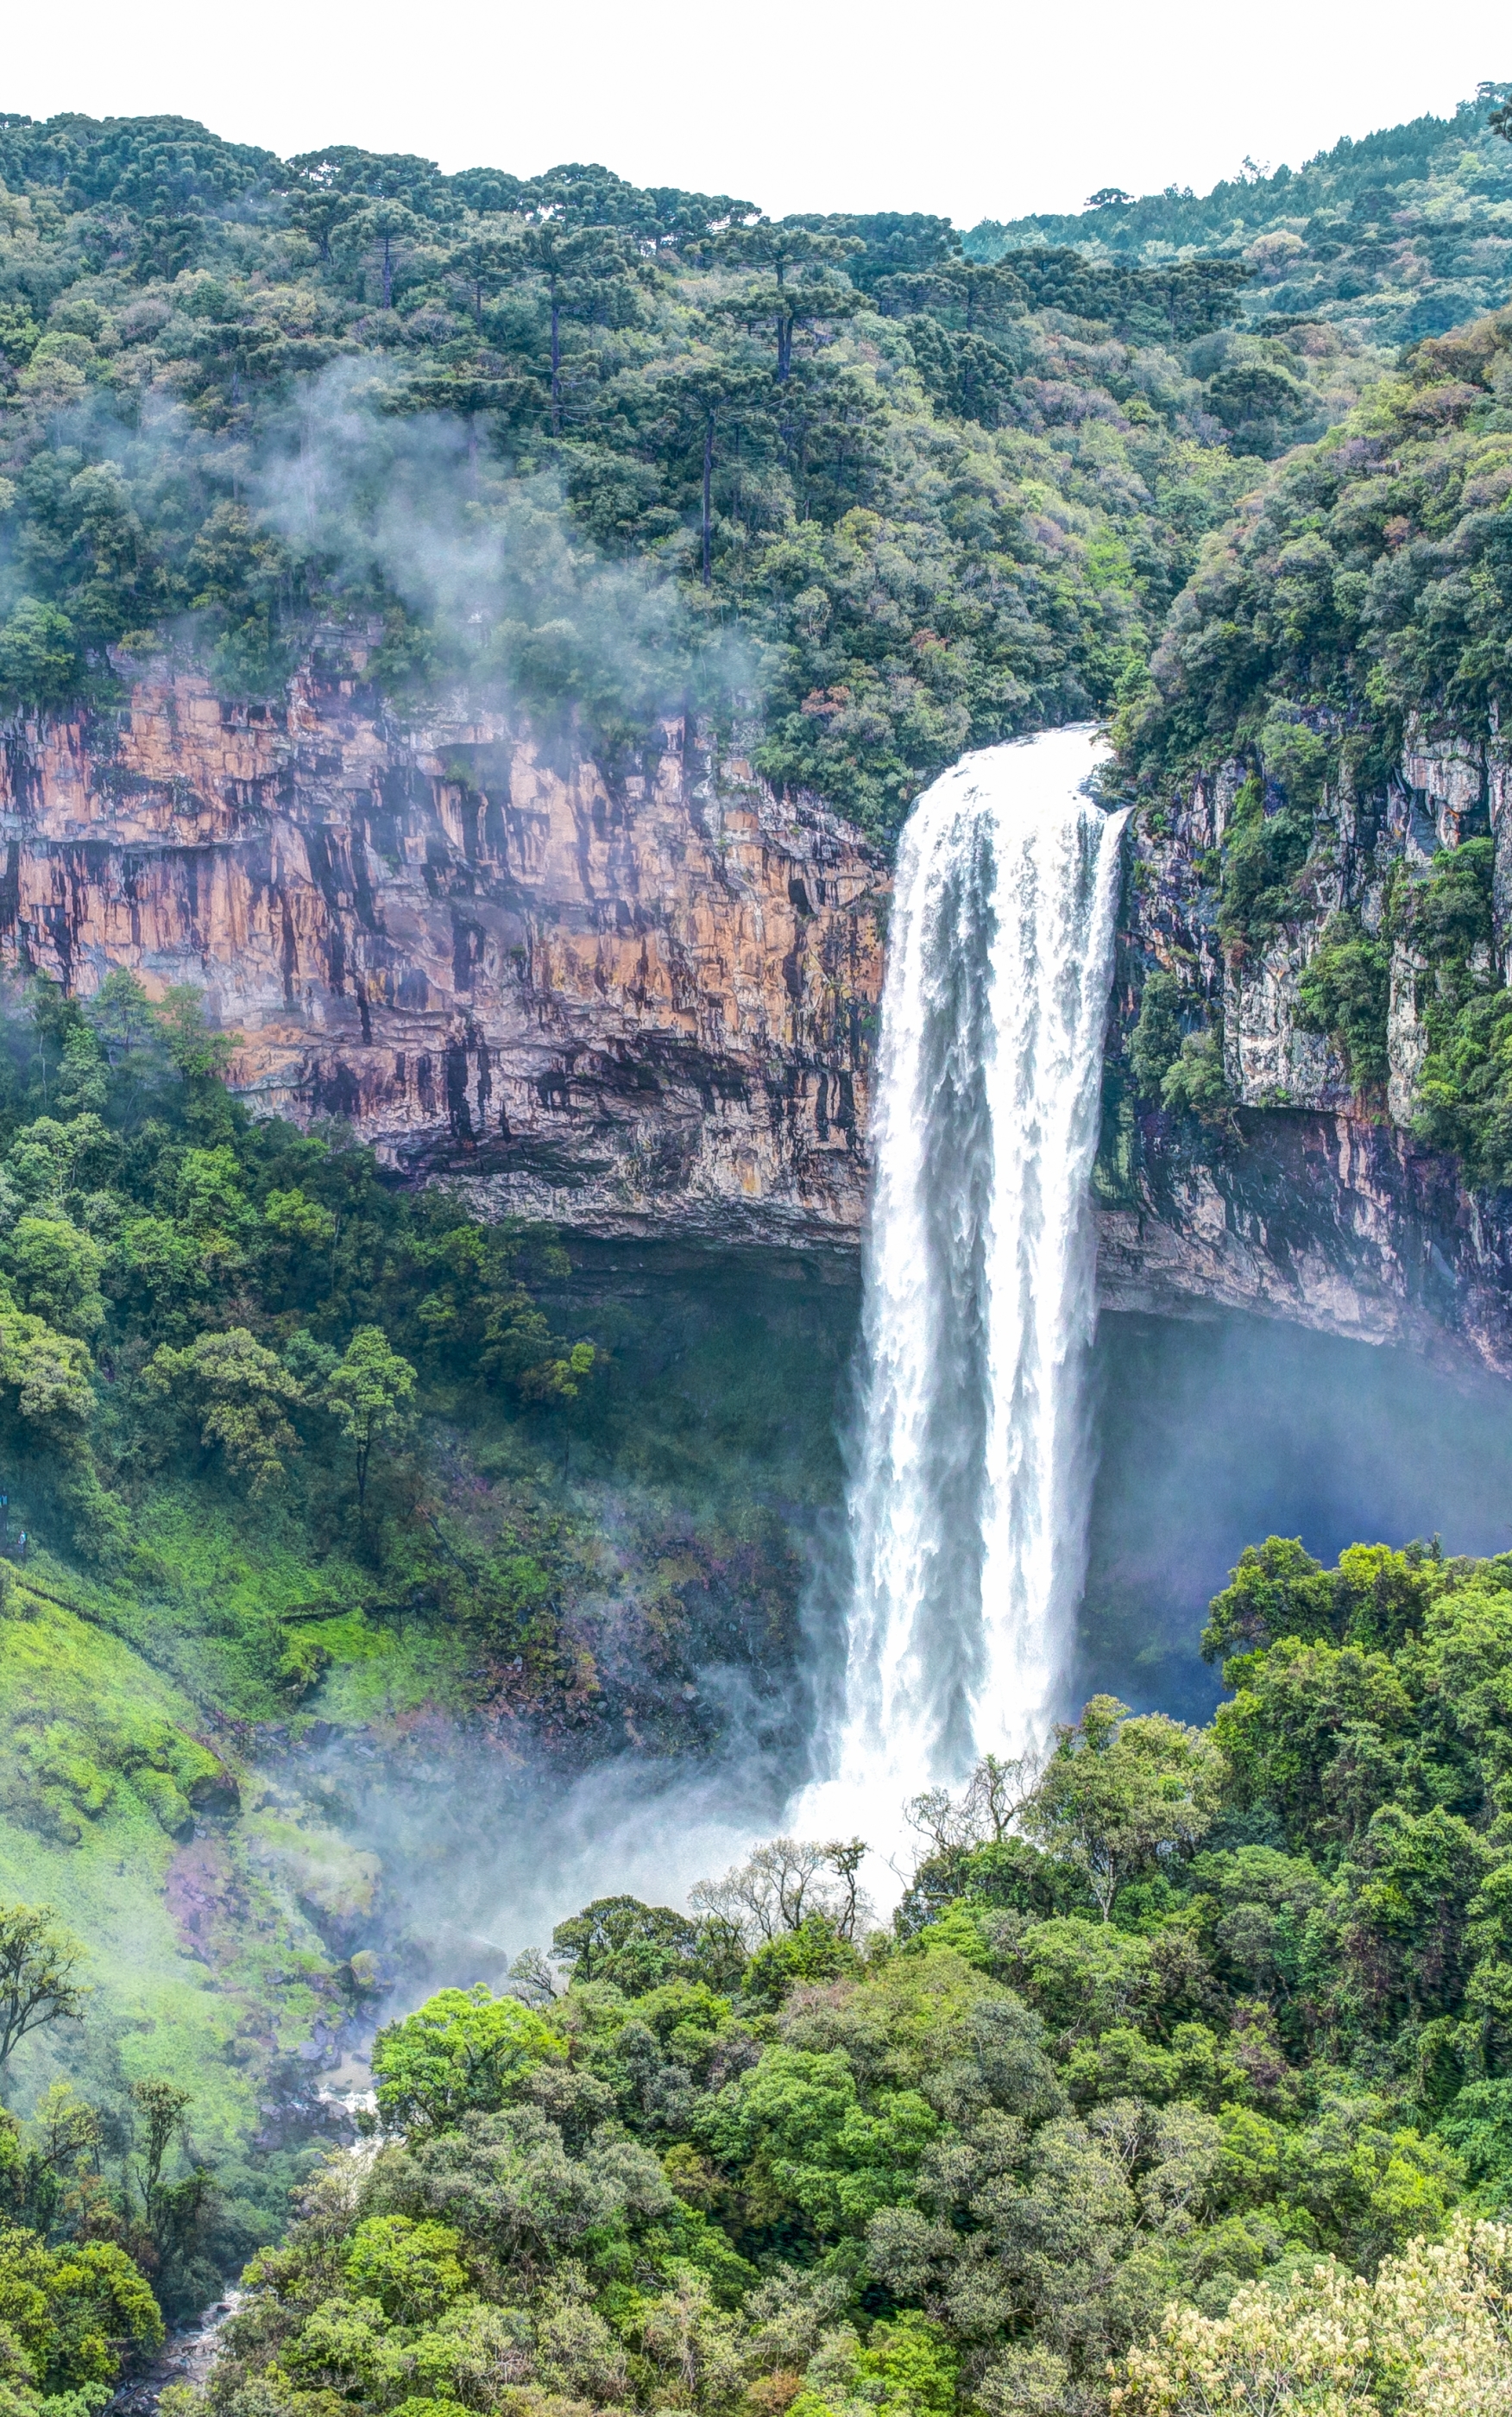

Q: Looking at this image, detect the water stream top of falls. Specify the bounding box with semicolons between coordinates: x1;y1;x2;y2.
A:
806;726;1125;1846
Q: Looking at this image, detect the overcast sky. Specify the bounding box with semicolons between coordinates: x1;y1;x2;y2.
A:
3;0;1505;229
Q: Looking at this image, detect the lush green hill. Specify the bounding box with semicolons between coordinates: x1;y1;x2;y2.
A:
0;83;1507;2376
970;85;1512;350
3;98;1501;847
0;975;853;2318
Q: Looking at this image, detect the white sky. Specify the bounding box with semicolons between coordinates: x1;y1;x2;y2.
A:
3;0;1506;230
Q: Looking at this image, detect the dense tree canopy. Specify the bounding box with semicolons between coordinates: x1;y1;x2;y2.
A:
151;1532;1512;2415
0;101;1477;847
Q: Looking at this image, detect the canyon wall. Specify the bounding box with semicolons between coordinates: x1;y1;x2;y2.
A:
0;661;884;1246
1109;722;1512;1375
3;664;1512;1373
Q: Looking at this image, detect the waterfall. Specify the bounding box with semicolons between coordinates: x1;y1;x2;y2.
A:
822;727;1125;1819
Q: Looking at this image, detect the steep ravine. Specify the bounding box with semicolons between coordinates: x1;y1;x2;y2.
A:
5;666;1512;1369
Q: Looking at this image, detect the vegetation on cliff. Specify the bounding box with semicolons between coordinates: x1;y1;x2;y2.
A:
1112;280;1512;1178
156;1530;1512;2414
1123;306;1512;812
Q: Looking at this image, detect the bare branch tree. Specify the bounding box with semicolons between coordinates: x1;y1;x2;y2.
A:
904;1751;1044;1861
690;1835;873;1947
822;1838;871;1941
502;1947;559;2008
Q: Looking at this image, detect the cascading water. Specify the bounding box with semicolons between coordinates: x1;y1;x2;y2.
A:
813;727;1125;1827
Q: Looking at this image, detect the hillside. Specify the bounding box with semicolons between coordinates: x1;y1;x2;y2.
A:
0;977;853;2317
1102;301;1512;1237
972;85;1512;349
174;1540;1512;2417
0;101;1496;852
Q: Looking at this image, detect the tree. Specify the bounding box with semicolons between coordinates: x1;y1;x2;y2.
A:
652;357;770;586
145;1326;302;1492
334;199;425;311
152;987;238;1082
128;2077;214;2271
714;223;861;378
370;1984;560;2131
0;2229;163;2391
324;1325;417;1509
1112;2214;1512;2414
447;229;514;331
0;601;79;714
3;1217;105;1339
1130;970;1185;1100
905;1752;1042;1856
873;260;1024;336
1022;1698;1220;1921
1200;1536;1338;1664
0;1300;94;1448
505;221;650;432
0;1904;88;2067
551;1896;703;1991
1295;915;1391;1088
690;1836;873;1946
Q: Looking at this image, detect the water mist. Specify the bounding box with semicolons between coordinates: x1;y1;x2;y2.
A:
807;728;1125;1840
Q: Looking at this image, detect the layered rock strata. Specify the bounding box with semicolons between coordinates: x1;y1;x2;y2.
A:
0;666;885;1246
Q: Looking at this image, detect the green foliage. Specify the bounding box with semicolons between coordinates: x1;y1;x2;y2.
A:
1023;1695;1221;1919
1127;310;1512;834
0;606;79;715
323;1328;417;1511
1217;778;1313;954
156;1521;1512;2414
145;1328;302;1493
370;1986;562;2132
550;1897;705;1995
0;1910;86;2067
0;101;1440;849
977;88;1512;351
1129;971;1184;1099
0;2229;161;2395
1159;1020;1232;1124
1400;839;1512;1185
1295;915;1391;1088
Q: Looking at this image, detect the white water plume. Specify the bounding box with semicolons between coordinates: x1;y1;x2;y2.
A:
804;727;1125;1848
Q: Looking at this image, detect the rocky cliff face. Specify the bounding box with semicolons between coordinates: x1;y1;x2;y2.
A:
1111;719;1512;1375
0;662;885;1246
4;665;1511;1373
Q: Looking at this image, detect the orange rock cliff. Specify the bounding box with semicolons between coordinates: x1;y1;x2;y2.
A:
0;664;885;1245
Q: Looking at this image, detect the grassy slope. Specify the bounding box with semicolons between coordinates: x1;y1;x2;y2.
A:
0;1506;478;2226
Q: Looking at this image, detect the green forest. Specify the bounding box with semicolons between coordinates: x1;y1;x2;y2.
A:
0;969;852;2328
0;88;1500;847
162;1535;1512;2417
